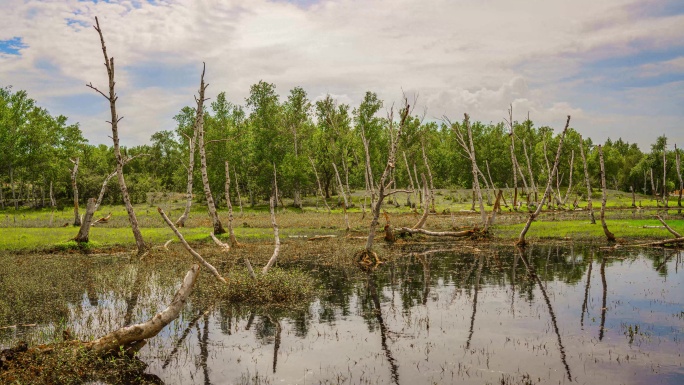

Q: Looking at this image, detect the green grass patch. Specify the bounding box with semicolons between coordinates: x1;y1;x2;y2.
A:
219;268;317;305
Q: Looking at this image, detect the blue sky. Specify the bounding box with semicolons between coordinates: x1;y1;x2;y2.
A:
0;0;682;149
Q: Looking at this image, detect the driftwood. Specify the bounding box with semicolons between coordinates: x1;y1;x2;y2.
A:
83;264;200;355
396;227;474;237
87;17;147;255
158;207;227;284
91;212;111;225
517;116;571;246
598;145;616;242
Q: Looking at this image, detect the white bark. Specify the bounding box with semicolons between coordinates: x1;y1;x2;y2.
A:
262;196;281;274
413;174;429;229
561;150;574;205
87;18;146;254
309;156;331;213
421;140;436;212
195;64;225;234
86;264;200;355
452;114;487;229
176;129;198;227
332;162;350;231
598;145;616;242
70;158;81;226
396;227;474;237
579;136;595;223
224;161;240;247
656;215;682;238
403;151;416;207
158;207;227;284
517;116;571;246
74;198;96;243
676;144;683;207
663;143;668;208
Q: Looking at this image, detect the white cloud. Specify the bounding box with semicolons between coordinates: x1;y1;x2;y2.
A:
0;0;682;148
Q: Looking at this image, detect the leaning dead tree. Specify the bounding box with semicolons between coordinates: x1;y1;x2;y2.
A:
262;195;281;274
83;264;200;355
517;116;571;246
598;145;616;242
579;135;595;224
358;99;410;263
176;119;199;227
663;142;669;208
87;17;146;255
194;64;226;234
421;139;436;212
70;158;81;226
451;114;487;231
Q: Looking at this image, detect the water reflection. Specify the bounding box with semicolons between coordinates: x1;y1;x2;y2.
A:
1;245;683;385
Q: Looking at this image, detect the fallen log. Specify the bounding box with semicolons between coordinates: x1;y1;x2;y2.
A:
395;227;475;237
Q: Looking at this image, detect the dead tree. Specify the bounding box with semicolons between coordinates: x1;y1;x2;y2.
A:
506;105;519;209
224;161;240;247
402;151;416;207
598;145;616;242
262;195;281;274
663;143;668;208
86;17;146;255
332;162;350;231
359;99;409;263
517;116;571;246
561;150;575;205
650;168;659;205
522;139;537;201
83;264;200;355
421;139;436;212
451;114;487;230
194;64;226;234
413;174;429;229
95;154;148;212
70;158;81;226
309;156;331;213
74;198;96;243
176;122;198;227
158;208;227;283
579;135;595;223
676;144;683;207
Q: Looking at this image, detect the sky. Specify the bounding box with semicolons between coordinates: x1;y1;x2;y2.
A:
0;0;682;150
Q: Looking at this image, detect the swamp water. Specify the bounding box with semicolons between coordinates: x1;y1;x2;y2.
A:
1;245;682;384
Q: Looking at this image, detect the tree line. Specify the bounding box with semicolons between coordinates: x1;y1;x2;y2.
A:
1;83;682;211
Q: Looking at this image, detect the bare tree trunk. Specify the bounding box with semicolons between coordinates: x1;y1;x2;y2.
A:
507;106;519;210
332;162;350;231
561;150;574;205
262;196;281;274
631;186;636;207
70;158;81;226
421;140;436;212
403;151;415;207
193;64;225;234
224;161;240;247
87;17;146;255
95;154;147;212
522;139;537;200
10;166;17;210
176;128;197;227
598;145;616;242
74;198;96;243
413;163;422;209
49;180;55;207
234;166;244;215
452;114;487;229
676;144;683;207
158;207;227;283
663;144;668;208
85;264;200;355
517;116;571;246
363;100;409;255
579;136;595;224
413;174;429;229
309;156;330;213
650;168;659;205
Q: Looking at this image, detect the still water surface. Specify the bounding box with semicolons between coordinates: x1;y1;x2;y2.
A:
2;245;682;384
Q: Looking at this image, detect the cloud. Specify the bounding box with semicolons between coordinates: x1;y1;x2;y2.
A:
0;0;682;150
